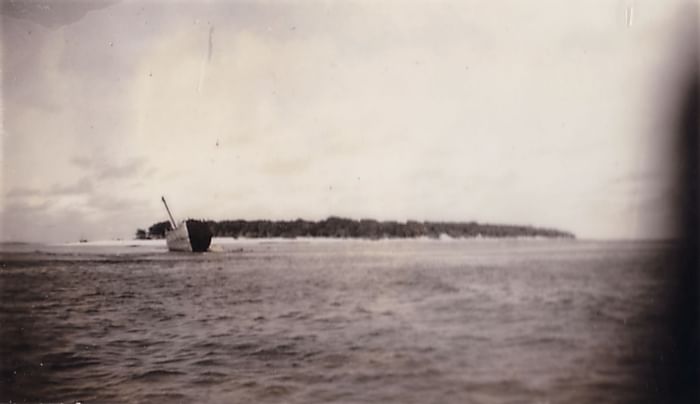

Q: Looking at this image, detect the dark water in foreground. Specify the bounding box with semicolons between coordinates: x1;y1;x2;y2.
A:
0;240;675;403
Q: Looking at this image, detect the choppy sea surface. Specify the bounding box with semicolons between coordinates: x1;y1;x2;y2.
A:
0;239;677;403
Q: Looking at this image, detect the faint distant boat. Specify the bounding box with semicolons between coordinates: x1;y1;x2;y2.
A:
79;238;88;243
161;196;212;252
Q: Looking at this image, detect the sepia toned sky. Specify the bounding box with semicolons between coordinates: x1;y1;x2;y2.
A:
0;0;695;242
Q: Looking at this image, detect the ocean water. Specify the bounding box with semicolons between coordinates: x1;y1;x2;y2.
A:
0;239;677;403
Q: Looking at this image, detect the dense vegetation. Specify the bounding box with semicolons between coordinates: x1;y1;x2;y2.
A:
140;217;574;240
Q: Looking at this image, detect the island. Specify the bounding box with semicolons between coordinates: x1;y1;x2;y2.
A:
136;217;575;240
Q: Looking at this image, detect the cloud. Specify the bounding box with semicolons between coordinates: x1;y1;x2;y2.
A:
50;177;93;195
98;158;149;180
70;157;92;169
69;156;150;180
0;183;154;242
87;192;145;213
5;187;43;198
0;197;151;243
5;177;93;199
1;0;119;29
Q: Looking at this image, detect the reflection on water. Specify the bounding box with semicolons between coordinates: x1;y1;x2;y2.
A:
0;240;676;402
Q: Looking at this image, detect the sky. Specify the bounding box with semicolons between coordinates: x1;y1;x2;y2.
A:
0;0;696;243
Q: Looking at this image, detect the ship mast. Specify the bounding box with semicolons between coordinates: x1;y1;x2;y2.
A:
161;196;178;229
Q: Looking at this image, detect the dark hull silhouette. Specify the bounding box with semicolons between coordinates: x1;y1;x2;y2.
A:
166;220;212;252
185;220;213;252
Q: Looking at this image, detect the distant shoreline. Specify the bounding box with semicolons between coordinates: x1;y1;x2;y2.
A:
140;217;575;241
69;235;575;247
0;238;678;249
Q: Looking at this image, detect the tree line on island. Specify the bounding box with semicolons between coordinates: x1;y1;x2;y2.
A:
136;217;575;240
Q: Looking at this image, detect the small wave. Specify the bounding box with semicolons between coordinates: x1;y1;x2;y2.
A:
42;352;100;371
140;391;190;401
192;372;228;385
250;344;299;360
257;384;296;399
191;358;224;367
131;369;185;381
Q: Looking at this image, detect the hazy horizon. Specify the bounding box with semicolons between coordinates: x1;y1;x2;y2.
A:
1;0;695;243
